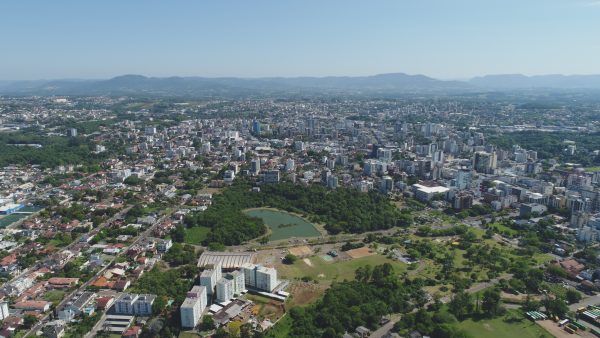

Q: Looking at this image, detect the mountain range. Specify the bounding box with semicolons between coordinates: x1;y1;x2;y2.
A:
2;73;600;97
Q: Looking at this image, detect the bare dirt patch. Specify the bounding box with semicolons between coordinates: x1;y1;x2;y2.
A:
289;245;313;257
537;320;596;338
346;246;376;259
288;282;327;306
303;258;313;267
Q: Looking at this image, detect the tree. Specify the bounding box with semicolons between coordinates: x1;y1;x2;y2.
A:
522;294;541;311
171;224;186;243
24;314;37;328
448;291;473;320
152;295;167;314
566;289;582;304
481;288;501;317
200;315;215;330
283;253;297;265
544;297;569;317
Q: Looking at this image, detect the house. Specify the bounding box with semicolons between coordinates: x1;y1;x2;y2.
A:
43;321;66;338
13;300;51;312
96;296;114;311
113;279;131;292
48;277;79;289
157;239;172;253
57;292;96;322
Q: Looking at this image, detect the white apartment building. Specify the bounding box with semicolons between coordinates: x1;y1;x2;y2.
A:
180;285;207;328
199;262;222;295
241;263;278;292
216;278;234;303
114;293;156;316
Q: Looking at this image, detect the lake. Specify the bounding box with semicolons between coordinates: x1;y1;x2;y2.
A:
244;208;321;241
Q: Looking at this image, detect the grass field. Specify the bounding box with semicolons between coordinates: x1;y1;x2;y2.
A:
265;315;292;338
456;310;552;338
184;226;210;244
277;254;406;284
178;332;201;338
487;222;518;236
585;166;600;172
43;290;66;305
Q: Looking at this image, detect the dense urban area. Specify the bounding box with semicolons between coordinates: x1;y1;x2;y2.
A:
2;93;600;338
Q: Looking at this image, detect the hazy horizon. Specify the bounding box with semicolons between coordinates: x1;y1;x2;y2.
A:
2;0;600;80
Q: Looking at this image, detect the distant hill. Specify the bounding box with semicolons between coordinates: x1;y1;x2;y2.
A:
2;73;600;97
469;74;600;89
0;73;468;97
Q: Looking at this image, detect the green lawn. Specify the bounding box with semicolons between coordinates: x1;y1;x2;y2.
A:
184;226;211;244
44;290;66;305
456;310;552;338
277;254;406;284
487;222;518;236
265;315;292;338
178;332;201;338
585;166;600;172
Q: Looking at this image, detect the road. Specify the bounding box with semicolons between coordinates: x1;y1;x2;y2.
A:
24;209;171;337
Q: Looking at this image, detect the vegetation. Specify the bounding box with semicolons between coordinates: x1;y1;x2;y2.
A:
0;131;108;168
184;181;402;245
129;265;195;304
282;263;420;337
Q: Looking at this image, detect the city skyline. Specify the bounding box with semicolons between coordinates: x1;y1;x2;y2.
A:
2;0;600;80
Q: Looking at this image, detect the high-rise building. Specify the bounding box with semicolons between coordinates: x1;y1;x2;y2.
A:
180;286;207;329
66;128;77;137
327;175;338;189
472;151;497;174
264;170;280;184
241;263;278;292
199;262;222;295
216;278;234;303
380;176;394;193
285;159;295;172
250;159;261;176
377;148;393;163
0;302;9;320
252;119;261;134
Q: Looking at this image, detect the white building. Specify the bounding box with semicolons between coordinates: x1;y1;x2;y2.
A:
0;302;9;320
114;293;156;316
241;263;278;292
199;262;222;295
180;286;207;329
216;278;234;303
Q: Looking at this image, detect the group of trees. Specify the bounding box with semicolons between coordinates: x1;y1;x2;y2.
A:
129;265;196;305
184;180;403;246
285;263;421;337
163;243;197;266
0;130;108;168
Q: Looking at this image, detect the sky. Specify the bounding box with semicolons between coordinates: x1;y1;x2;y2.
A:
1;0;600;80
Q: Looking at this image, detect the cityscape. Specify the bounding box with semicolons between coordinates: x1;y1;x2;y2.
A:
3;1;600;338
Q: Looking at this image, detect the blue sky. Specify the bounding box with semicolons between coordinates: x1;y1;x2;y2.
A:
1;0;600;80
